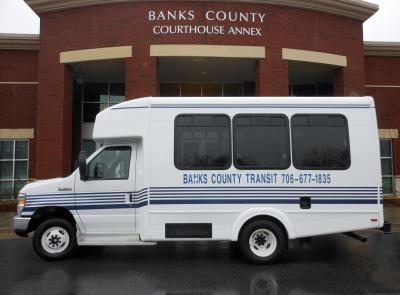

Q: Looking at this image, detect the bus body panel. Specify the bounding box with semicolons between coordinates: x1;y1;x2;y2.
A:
17;96;383;243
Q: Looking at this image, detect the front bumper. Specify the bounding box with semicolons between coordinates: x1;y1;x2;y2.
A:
13;216;31;237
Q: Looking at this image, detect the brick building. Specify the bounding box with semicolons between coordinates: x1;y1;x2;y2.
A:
0;0;399;199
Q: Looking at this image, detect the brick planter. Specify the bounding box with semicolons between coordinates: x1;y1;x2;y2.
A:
0;201;17;213
383;199;400;207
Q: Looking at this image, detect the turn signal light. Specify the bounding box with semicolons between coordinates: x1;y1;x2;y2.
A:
17;194;26;215
17;194;26;207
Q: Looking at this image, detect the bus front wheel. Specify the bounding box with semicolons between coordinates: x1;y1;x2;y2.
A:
33;218;77;261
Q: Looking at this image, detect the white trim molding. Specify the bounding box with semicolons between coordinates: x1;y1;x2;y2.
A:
0;129;34;139
379;129;399;139
364;42;400;57
150;44;266;58
25;0;378;21
282;48;347;67
0;33;39;50
0;82;38;85
60;46;133;63
366;85;400;88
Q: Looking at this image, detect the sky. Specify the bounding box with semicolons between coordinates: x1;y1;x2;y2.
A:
0;0;399;41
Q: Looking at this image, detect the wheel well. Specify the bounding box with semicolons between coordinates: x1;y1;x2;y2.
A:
28;207;76;233
238;215;289;242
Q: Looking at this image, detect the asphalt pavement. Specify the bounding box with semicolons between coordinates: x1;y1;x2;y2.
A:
1;227;399;295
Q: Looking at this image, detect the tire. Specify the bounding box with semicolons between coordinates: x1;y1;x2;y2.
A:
239;220;286;264
33;218;77;261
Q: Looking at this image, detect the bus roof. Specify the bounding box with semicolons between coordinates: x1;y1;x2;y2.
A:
93;96;374;144
110;96;375;110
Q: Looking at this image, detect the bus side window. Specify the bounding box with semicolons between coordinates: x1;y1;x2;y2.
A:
291;114;350;170
174;114;231;170
233;114;291;170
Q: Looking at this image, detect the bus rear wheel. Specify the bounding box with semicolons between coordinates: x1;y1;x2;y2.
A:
239;220;286;264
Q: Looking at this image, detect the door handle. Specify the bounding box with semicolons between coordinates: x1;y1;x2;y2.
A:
125;193;132;203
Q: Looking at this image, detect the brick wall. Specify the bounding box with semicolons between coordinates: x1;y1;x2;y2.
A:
365;56;400;197
0;50;38;178
31;1;367;178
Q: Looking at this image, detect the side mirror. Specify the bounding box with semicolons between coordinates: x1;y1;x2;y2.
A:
78;151;88;181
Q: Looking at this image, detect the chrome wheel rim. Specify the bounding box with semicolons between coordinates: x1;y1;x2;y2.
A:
41;226;70;254
249;229;277;257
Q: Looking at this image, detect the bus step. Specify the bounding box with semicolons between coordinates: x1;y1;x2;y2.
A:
77;233;157;246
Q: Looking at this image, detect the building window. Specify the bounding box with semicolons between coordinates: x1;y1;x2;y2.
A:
181;83;202;97
160;82;254;97
291;115;350;170
289;83;334;97
202;83;223;96
174;114;231;170
233;114;290;169
82;139;97;157
82;83;125;122
380;139;394;195
0;140;29;199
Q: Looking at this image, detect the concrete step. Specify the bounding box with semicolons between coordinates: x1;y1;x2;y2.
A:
77;233;156;246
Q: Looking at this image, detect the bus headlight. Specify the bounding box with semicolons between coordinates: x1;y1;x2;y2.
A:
17;194;26;215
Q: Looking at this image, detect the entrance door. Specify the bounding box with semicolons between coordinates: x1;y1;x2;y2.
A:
75;145;136;234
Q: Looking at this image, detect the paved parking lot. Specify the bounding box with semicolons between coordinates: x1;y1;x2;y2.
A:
0;209;399;295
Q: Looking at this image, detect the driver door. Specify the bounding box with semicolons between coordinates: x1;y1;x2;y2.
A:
75;145;136;234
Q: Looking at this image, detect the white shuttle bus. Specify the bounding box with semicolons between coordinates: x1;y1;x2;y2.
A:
14;96;386;264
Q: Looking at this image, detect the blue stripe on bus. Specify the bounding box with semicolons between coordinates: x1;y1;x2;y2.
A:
150;191;377;197
25;187;381;197
149;191;379;195
22;201;148;212
27;188;148;198
150;186;379;189
149;199;377;205
21;198;378;215
21;186;381;214
149;196;377;200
